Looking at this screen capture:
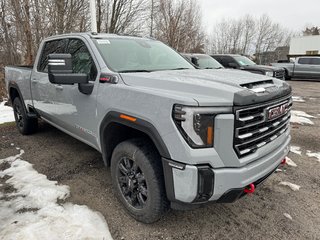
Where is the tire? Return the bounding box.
[12,97,38,135]
[111,138,169,223]
[285,70,291,80]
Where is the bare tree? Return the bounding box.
[208,14,292,63]
[154,0,205,53]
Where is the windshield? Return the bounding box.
[234,56,256,66]
[196,55,224,69]
[93,38,195,72]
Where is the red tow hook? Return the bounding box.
[244,183,255,194]
[281,157,287,165]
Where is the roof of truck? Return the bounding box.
[45,32,156,41]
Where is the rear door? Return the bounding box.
[309,58,320,78]
[294,58,313,78]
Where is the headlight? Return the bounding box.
[265,71,273,77]
[172,105,231,148]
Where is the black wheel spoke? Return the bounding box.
[123,158,132,169]
[119,163,129,175]
[136,173,145,183]
[118,176,127,184]
[137,192,146,206]
[139,186,148,197]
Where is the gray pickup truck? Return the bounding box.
[271,56,320,80]
[5,33,292,223]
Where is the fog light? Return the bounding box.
[193,166,214,202]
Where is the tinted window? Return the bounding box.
[310,58,320,65]
[195,55,224,69]
[298,58,311,64]
[213,56,229,67]
[38,39,67,72]
[67,39,97,81]
[233,56,256,66]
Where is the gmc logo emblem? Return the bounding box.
[268,103,289,120]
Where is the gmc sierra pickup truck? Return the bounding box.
[5,33,292,223]
[271,56,320,80]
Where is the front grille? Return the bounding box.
[274,70,285,79]
[234,96,292,157]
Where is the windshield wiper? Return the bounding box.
[167,67,192,71]
[204,67,223,69]
[118,70,152,73]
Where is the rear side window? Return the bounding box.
[310,58,320,65]
[220,56,234,67]
[66,39,97,81]
[298,58,311,64]
[37,39,67,72]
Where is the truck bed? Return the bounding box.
[5,65,33,107]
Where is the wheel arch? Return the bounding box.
[99,111,171,166]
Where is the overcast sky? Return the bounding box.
[199,0,320,34]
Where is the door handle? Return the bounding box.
[31,79,39,84]
[55,85,63,90]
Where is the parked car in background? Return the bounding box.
[182,53,224,69]
[212,54,285,80]
[271,56,320,80]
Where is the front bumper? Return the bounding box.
[162,134,290,204]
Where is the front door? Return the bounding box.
[32,37,100,149]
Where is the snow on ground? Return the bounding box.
[285,157,297,167]
[290,146,302,155]
[279,181,301,191]
[283,213,293,221]
[292,96,305,102]
[0,101,15,124]
[306,151,320,163]
[0,150,113,240]
[290,110,315,125]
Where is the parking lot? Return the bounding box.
[1,80,320,240]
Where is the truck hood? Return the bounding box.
[120,69,291,106]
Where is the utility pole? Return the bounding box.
[150,0,154,36]
[89,0,97,32]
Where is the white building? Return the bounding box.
[289,35,320,57]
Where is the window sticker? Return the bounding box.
[97,39,111,44]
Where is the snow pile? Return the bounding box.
[283,213,293,220]
[285,157,297,167]
[290,146,302,155]
[292,96,305,102]
[0,101,15,124]
[306,151,320,163]
[0,150,113,240]
[290,110,315,125]
[279,181,301,191]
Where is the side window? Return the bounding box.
[298,58,311,64]
[220,56,232,67]
[66,39,97,81]
[310,58,320,65]
[37,39,67,72]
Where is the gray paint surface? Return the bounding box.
[5,33,291,203]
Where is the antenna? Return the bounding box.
[89,0,97,33]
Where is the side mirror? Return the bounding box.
[48,54,88,85]
[228,63,238,69]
